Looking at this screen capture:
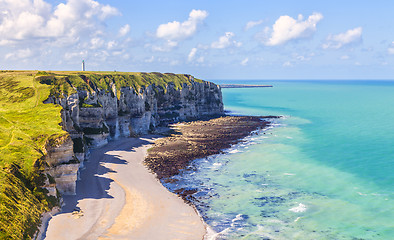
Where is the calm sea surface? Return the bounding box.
[164,80,394,239]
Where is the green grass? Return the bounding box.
[0,72,67,171]
[35,71,203,97]
[0,71,67,239]
[0,70,205,239]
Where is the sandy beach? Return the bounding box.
[43,136,206,240]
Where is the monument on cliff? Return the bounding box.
[82,60,85,71]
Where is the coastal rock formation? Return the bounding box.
[41,73,223,195]
[145,116,277,179]
[42,135,79,195]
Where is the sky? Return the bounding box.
[1,0,394,80]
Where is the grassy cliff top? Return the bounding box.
[0,70,204,172]
[0,70,206,239]
[34,70,204,97]
[0,71,67,173]
[0,71,66,239]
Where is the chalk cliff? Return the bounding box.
[40,72,223,195]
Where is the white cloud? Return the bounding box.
[107,40,117,49]
[156,9,208,41]
[0,40,13,46]
[245,20,263,31]
[0,0,133,70]
[241,58,249,66]
[145,56,155,63]
[5,48,33,60]
[64,50,87,60]
[100,5,119,20]
[111,50,123,56]
[265,13,323,46]
[387,42,394,55]
[188,48,198,61]
[187,47,204,63]
[0,0,120,43]
[119,24,130,36]
[297,55,306,61]
[90,37,105,49]
[283,61,293,67]
[150,40,178,52]
[323,27,362,49]
[196,56,204,63]
[211,32,242,49]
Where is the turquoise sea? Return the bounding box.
[165,80,394,239]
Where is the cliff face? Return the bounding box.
[42,73,223,195]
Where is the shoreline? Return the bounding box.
[145,116,278,181]
[42,115,278,240]
[144,116,278,237]
[43,136,206,240]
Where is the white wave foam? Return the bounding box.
[284,173,295,176]
[232,214,243,223]
[289,203,307,213]
[204,214,245,240]
[229,149,240,154]
[371,193,386,196]
[203,223,219,240]
[266,219,284,224]
[270,123,282,127]
[357,192,367,196]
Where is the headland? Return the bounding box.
[0,70,223,239]
[0,70,276,240]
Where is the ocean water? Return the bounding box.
[164,80,394,240]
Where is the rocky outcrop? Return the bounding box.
[42,136,79,196]
[43,74,223,195]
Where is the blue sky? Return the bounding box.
[1,0,394,80]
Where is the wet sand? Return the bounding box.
[44,136,205,240]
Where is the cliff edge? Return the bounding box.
[39,71,223,196]
[0,70,223,240]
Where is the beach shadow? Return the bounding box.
[60,136,157,214]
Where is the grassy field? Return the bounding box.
[0,71,67,239]
[0,70,202,239]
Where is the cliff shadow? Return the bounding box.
[60,136,157,214]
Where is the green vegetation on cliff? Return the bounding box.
[0,70,204,239]
[35,71,203,98]
[0,71,67,239]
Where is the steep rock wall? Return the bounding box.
[43,74,223,195]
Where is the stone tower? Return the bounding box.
[82,60,85,71]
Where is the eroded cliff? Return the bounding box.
[40,72,223,195]
[0,71,223,239]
